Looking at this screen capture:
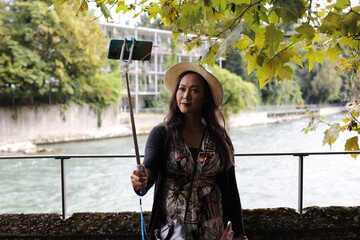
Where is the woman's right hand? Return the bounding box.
[130,164,148,191]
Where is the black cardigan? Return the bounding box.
[137,125,246,239]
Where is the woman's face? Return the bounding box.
[176,73,206,115]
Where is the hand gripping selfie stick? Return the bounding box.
[108,38,153,196]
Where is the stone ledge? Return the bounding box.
[0,207,359,239]
[243,206,360,239]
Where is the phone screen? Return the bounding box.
[107,40,153,61]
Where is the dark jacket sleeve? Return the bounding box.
[143,125,167,191]
[217,166,246,237]
[134,124,166,196]
[135,125,167,240]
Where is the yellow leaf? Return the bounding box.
[342,117,351,123]
[304,47,323,71]
[268,10,279,24]
[325,46,340,62]
[233,38,250,51]
[256,64,272,89]
[323,123,341,147]
[318,9,326,17]
[229,0,250,3]
[147,3,161,19]
[344,136,359,159]
[54,0,68,8]
[172,32,180,41]
[276,65,293,81]
[254,27,266,50]
[115,2,129,13]
[244,52,258,74]
[77,0,88,13]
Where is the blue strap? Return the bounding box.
[140,199,148,240]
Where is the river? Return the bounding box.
[0,114,359,215]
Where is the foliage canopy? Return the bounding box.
[54,0,360,89]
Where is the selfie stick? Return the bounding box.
[120,38,147,196]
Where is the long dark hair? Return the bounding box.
[164,71,234,168]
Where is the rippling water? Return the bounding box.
[0,114,359,215]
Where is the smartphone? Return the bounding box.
[107,39,153,61]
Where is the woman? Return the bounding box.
[131,62,247,240]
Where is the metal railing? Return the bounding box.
[1,151,359,219]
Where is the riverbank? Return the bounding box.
[0,105,346,154]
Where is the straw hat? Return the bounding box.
[164,62,223,106]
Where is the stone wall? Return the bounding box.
[0,105,165,151]
[0,206,359,239]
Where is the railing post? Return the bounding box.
[56,157,68,219]
[298,155,304,214]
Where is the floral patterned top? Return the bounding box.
[163,130,225,240]
[141,125,246,240]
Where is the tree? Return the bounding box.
[261,79,304,105]
[295,60,343,104]
[210,66,260,117]
[55,0,360,89]
[223,50,304,105]
[0,0,122,108]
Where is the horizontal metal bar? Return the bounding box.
[1,151,360,160]
[235,151,360,157]
[0,154,145,160]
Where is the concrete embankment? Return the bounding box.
[0,206,359,239]
[229,105,345,128]
[0,104,346,153]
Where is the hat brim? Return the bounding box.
[164,62,223,106]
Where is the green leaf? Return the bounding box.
[101,3,112,19]
[342,9,360,36]
[332,0,350,11]
[319,12,342,34]
[265,24,284,56]
[276,65,293,81]
[291,23,315,45]
[272,0,306,25]
[288,48,304,68]
[344,136,359,159]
